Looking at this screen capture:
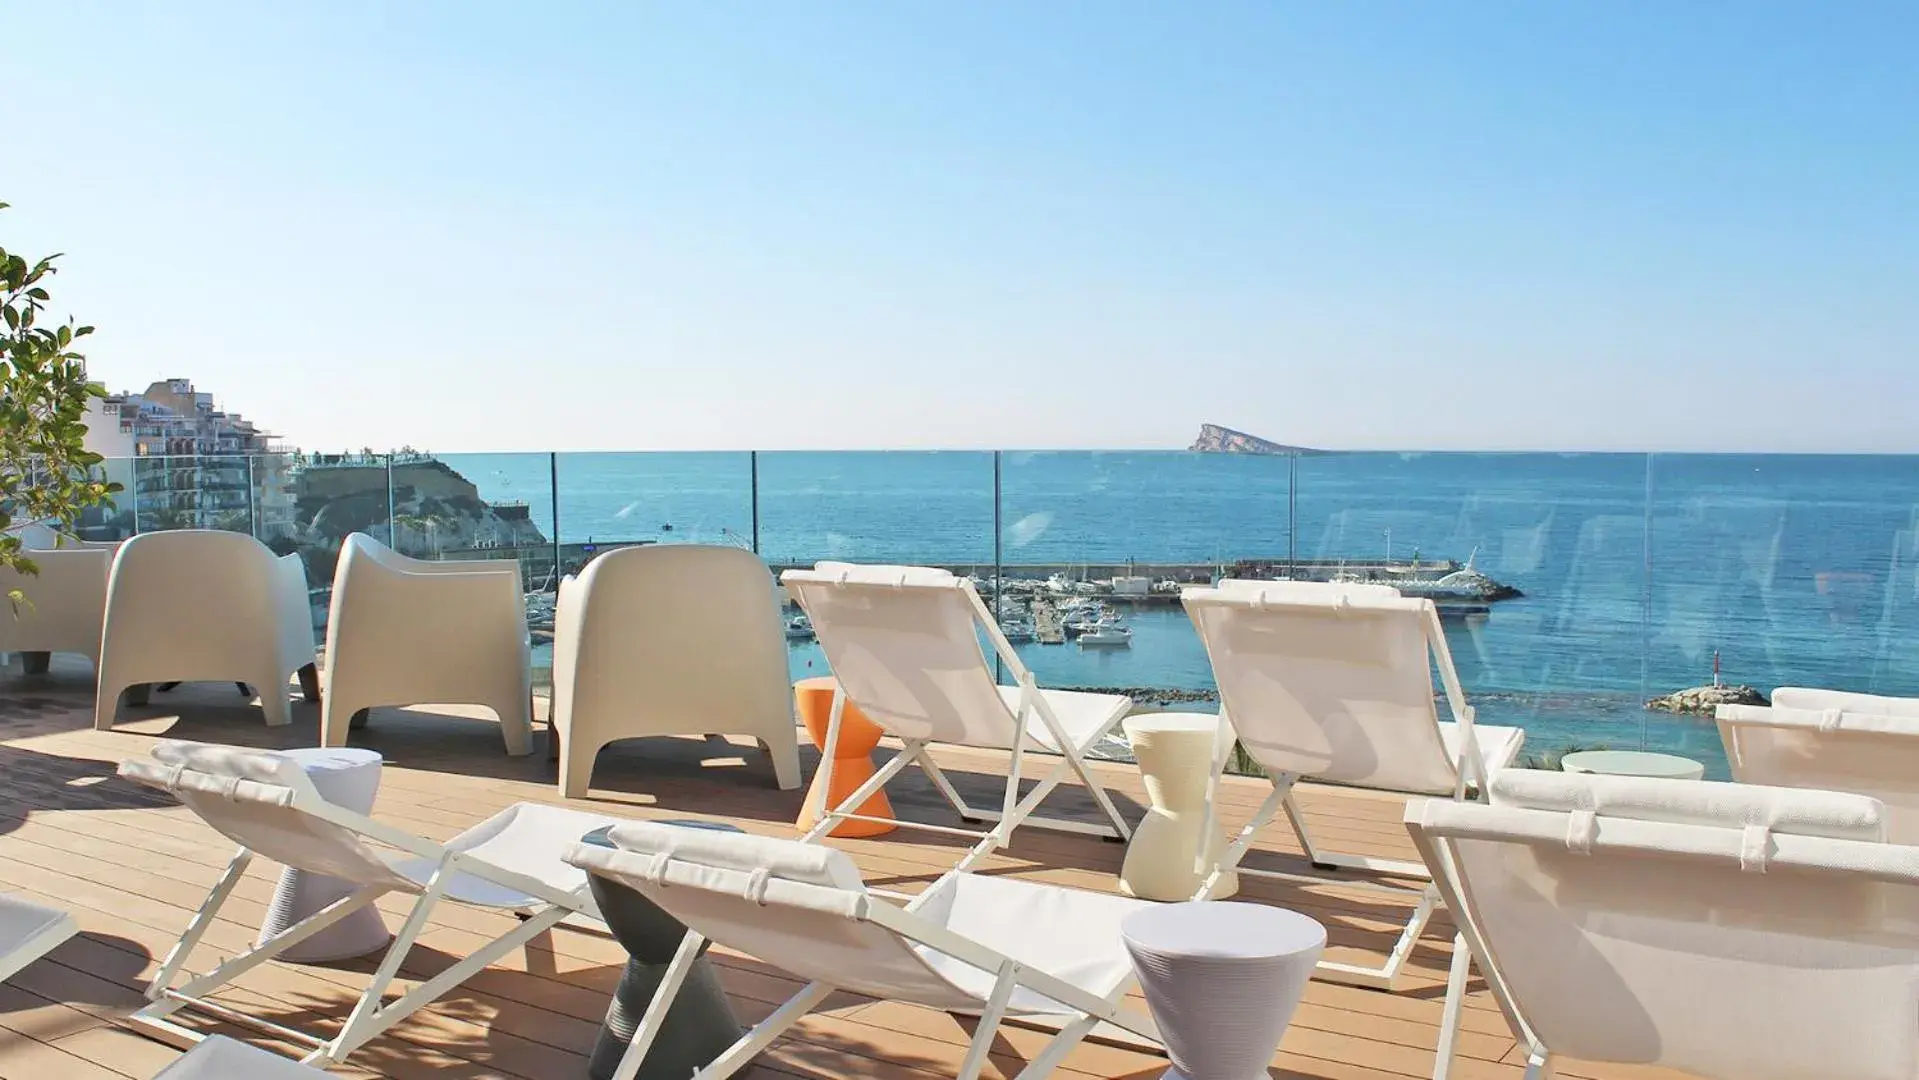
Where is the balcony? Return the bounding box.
[0,661,1676,1080]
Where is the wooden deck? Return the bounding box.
[0,659,1683,1080]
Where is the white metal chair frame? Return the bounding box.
[118,758,595,1068]
[1187,588,1499,990]
[1405,795,1919,1080]
[569,844,1159,1080]
[789,567,1133,875]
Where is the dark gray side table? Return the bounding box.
[579,822,746,1080]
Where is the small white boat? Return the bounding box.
[784,615,815,640]
[1001,619,1036,644]
[1077,619,1132,647]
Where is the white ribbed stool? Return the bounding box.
[255,747,392,962]
[1122,902,1325,1080]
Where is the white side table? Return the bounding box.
[1121,713,1236,901]
[1122,902,1325,1080]
[1560,749,1705,781]
[256,747,393,962]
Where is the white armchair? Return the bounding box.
[96,530,319,729]
[321,533,533,755]
[0,527,115,674]
[550,544,801,798]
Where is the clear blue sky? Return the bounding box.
[5,2,1915,452]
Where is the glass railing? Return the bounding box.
[72,449,1919,777]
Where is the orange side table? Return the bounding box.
[793,676,897,837]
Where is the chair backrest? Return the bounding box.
[552,544,790,731]
[1407,771,1919,1080]
[1183,579,1466,794]
[781,563,1027,749]
[0,545,113,654]
[563,821,982,1011]
[118,741,419,891]
[1718,703,1919,844]
[104,530,312,670]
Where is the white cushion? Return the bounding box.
[1489,769,1885,841]
[604,819,867,890]
[807,562,958,587]
[151,741,325,803]
[1772,687,1919,718]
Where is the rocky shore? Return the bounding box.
[1646,684,1768,715]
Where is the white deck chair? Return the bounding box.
[117,740,617,1067]
[781,563,1133,874]
[1718,701,1919,843]
[1181,580,1525,989]
[563,821,1160,1080]
[0,893,78,983]
[1408,769,1919,1080]
[155,1035,330,1078]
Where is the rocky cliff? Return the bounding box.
[1189,424,1316,454]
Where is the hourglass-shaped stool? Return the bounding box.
[793,676,896,837]
[1119,713,1237,900]
[1123,901,1325,1080]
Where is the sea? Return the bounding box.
[432,450,1919,779]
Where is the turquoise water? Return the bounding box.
[434,450,1919,776]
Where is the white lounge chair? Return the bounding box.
[321,532,534,755]
[781,562,1133,873]
[0,527,113,674]
[0,892,78,983]
[1772,685,1919,714]
[1718,700,1919,842]
[155,1035,330,1078]
[96,531,318,730]
[1180,579,1524,989]
[549,544,801,798]
[1407,770,1919,1080]
[563,821,1160,1080]
[118,740,617,1067]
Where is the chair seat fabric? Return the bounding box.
[390,802,620,913]
[154,1035,329,1078]
[911,872,1152,1014]
[1438,722,1526,778]
[998,686,1130,754]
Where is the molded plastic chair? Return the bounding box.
[0,527,114,674]
[321,532,533,755]
[781,562,1133,874]
[1180,579,1525,989]
[564,821,1160,1080]
[1408,769,1918,1080]
[550,545,801,798]
[1718,700,1919,843]
[119,740,618,1068]
[95,531,318,730]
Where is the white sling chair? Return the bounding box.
[1181,580,1525,989]
[118,741,617,1067]
[781,563,1133,874]
[0,893,78,983]
[563,821,1160,1080]
[1408,770,1919,1080]
[1719,701,1919,843]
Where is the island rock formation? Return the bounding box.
[1190,424,1316,455]
[1645,684,1768,716]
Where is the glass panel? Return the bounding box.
[548,451,757,685]
[1648,454,1919,775]
[267,451,393,641]
[757,451,997,682]
[1293,451,1655,769]
[114,454,258,534]
[997,451,1292,735]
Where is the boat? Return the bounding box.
[1077,618,1132,647]
[784,615,815,640]
[1000,617,1036,644]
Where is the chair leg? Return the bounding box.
[125,683,151,707]
[1432,932,1472,1080]
[1522,1047,1555,1080]
[561,736,606,799]
[297,663,321,703]
[20,652,50,675]
[957,963,1020,1080]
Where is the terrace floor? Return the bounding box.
[0,659,1684,1080]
